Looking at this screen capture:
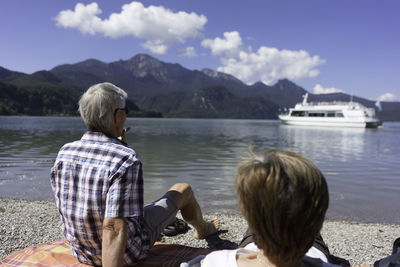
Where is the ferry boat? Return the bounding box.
[278,93,382,128]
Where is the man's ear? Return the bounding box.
[111,110,120,131]
[113,110,119,124]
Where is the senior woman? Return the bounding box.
[182,150,347,267]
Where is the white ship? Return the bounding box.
[278,93,382,128]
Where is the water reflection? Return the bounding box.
[0,116,399,223]
[276,124,400,223]
[279,125,368,162]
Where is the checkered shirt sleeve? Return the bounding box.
[105,156,144,218]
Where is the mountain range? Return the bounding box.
[0,54,399,121]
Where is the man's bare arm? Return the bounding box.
[102,217,127,267]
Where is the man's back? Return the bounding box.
[51,131,149,266]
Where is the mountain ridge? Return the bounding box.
[0,54,399,121]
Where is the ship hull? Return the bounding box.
[278,115,381,128]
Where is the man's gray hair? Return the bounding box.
[78,82,127,134]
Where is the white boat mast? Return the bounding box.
[302,93,309,105]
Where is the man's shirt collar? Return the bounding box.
[81,131,128,147]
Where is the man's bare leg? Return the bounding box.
[165,183,220,239]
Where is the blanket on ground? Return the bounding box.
[0,239,213,267]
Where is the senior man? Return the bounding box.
[51,82,219,267]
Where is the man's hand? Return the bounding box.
[102,217,127,267]
[118,127,131,143]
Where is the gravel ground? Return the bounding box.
[1,198,399,266]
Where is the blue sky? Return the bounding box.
[1,0,399,101]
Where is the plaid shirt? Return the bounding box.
[51,131,150,266]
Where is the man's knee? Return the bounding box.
[169,183,192,195]
[167,183,193,209]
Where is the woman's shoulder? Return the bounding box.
[201,249,239,267]
[203,244,259,267]
[180,242,259,267]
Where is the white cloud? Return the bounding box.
[142,40,168,55]
[202,31,325,85]
[378,93,398,102]
[177,46,197,58]
[55,2,207,55]
[201,31,242,57]
[313,84,345,94]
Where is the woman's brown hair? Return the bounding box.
[236,150,329,266]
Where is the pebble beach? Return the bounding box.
[0,198,399,266]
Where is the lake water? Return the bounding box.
[0,116,399,224]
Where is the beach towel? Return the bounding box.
[0,239,213,267]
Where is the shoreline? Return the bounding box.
[1,198,399,266]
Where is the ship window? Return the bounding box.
[308,112,325,117]
[291,111,305,117]
[327,112,335,117]
[336,112,344,117]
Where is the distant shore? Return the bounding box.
[1,198,399,266]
